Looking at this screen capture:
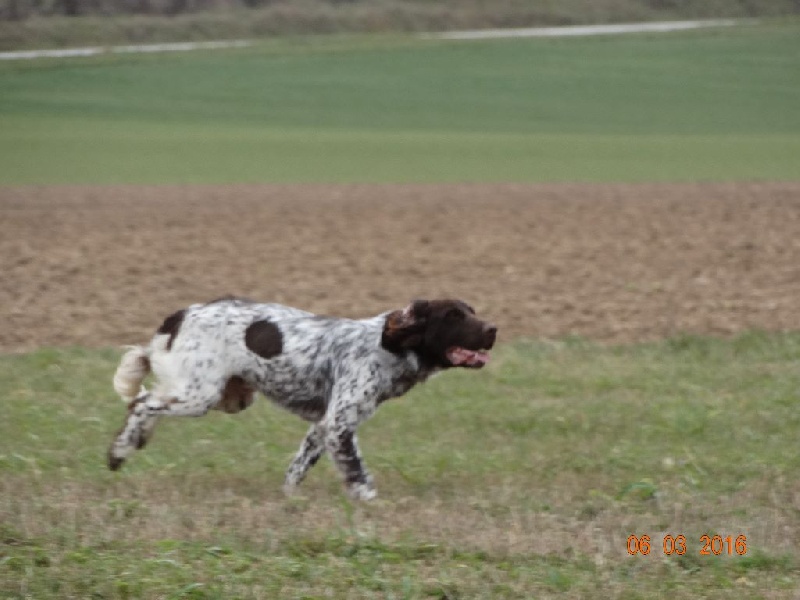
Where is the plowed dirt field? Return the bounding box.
[2,182,799,352]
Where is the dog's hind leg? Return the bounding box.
[108,391,158,470]
[107,375,227,471]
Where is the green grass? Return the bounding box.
[1,22,799,184]
[1,333,799,598]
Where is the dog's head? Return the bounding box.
[381,299,497,369]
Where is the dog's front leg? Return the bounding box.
[321,382,378,500]
[325,427,376,501]
[283,423,325,496]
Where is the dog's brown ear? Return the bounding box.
[400,299,431,323]
[381,300,430,352]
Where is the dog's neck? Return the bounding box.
[376,346,441,404]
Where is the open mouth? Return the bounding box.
[446,346,491,368]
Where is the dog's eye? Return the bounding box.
[446,309,465,321]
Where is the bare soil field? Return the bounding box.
[1,182,799,353]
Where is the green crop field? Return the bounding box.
[0,21,799,185]
[1,334,799,598]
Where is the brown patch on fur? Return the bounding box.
[214,376,256,414]
[245,319,283,359]
[156,309,186,350]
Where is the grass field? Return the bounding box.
[1,334,799,598]
[1,21,799,184]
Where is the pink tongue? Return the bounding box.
[447,347,490,366]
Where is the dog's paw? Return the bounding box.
[282,481,299,497]
[346,481,377,502]
[107,452,125,471]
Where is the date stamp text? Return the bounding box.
[627,534,747,556]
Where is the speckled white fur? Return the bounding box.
[108,298,438,500]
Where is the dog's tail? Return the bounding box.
[113,345,150,402]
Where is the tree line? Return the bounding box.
[1,0,358,20]
[2,0,797,23]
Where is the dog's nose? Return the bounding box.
[484,325,498,347]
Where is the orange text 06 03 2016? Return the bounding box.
[626,534,747,556]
